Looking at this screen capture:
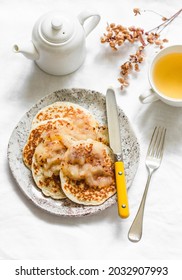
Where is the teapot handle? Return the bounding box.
[78,10,101,37]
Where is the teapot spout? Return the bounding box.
[13,41,39,60]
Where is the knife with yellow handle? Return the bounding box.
[106,87,129,218]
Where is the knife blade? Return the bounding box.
[106,87,129,218]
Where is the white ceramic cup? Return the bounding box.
[139,45,182,107]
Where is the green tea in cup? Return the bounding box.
[139,45,182,107]
[152,52,182,99]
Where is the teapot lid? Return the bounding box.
[39,14,75,44]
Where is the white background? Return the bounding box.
[0,0,182,260]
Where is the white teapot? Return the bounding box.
[13,10,100,75]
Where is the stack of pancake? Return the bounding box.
[23,102,116,205]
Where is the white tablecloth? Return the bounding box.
[0,0,182,260]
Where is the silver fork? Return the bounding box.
[128,126,167,242]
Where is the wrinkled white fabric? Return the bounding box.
[0,0,182,260]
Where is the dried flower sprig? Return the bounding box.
[101,8,182,90]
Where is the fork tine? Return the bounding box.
[147,126,158,156]
[147,126,166,159]
[152,127,164,157]
[156,127,166,159]
[151,127,161,157]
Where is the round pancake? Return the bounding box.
[32,102,98,128]
[32,101,109,145]
[31,135,67,199]
[60,139,116,205]
[23,117,98,169]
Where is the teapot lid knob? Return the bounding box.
[51,17,63,30]
[40,13,75,44]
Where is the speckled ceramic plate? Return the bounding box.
[7,88,140,217]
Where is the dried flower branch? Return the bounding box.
[133,8,141,16]
[141,9,168,20]
[100,8,182,90]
